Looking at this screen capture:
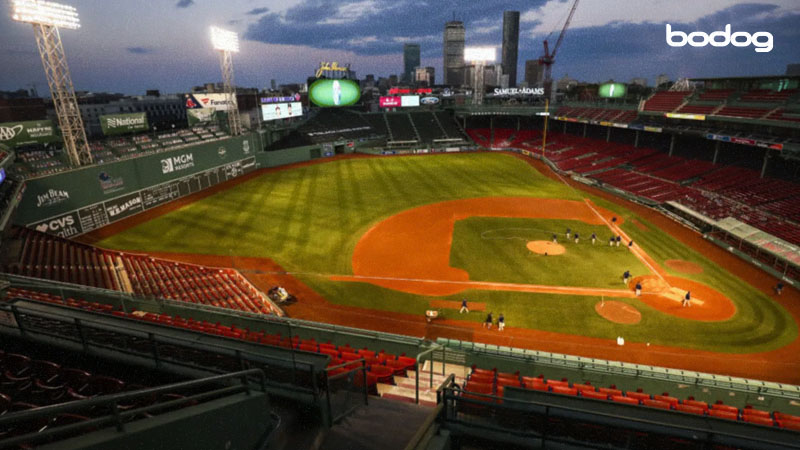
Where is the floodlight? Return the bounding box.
[210,26,239,52]
[11,0,80,29]
[464,47,496,63]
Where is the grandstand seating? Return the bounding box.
[384,113,418,142]
[697,89,735,102]
[408,112,447,143]
[715,106,770,119]
[674,104,718,115]
[1,227,278,315]
[642,91,690,112]
[456,365,800,432]
[766,108,800,123]
[739,89,797,103]
[433,111,467,140]
[555,106,639,124]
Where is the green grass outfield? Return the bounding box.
[97,152,797,353]
[450,217,650,287]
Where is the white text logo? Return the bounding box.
[666,24,772,53]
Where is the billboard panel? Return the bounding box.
[184,93,235,111]
[598,83,627,98]
[665,112,706,121]
[379,96,401,108]
[261,102,303,122]
[100,113,148,136]
[0,120,59,147]
[309,79,360,107]
[401,96,420,107]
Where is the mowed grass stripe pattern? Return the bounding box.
[98,153,797,353]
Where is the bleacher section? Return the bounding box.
[642,91,690,112]
[409,112,446,143]
[1,227,278,315]
[556,106,639,124]
[384,113,418,142]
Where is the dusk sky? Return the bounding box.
[1,0,799,95]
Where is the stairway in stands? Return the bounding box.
[377,360,468,406]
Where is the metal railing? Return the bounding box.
[323,358,369,427]
[0,369,268,449]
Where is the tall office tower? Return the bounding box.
[443,21,465,86]
[502,11,520,88]
[524,59,544,86]
[403,43,421,84]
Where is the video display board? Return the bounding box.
[260,102,303,121]
[598,83,627,98]
[309,79,360,107]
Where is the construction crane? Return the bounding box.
[539,0,579,100]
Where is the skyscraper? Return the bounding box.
[415,67,435,86]
[443,21,465,86]
[524,59,544,86]
[502,11,520,88]
[403,43,421,84]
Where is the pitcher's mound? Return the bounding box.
[595,300,641,324]
[527,240,565,255]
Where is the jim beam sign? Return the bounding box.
[36,188,70,208]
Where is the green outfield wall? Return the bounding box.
[14,133,325,238]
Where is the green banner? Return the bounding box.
[100,112,148,136]
[0,120,60,147]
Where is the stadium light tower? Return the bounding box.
[12,0,92,166]
[464,47,496,106]
[210,26,242,136]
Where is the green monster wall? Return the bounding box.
[16,134,275,238]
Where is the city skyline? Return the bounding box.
[0,0,799,94]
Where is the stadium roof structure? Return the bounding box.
[716,217,800,268]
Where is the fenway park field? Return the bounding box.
[82,152,800,384]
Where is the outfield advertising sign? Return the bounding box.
[261,102,303,121]
[0,120,59,147]
[100,113,148,136]
[185,93,236,111]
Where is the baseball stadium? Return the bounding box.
[1,1,800,449]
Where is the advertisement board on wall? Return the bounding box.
[379,96,401,108]
[184,93,236,111]
[261,102,303,121]
[100,113,149,136]
[309,79,360,107]
[401,96,420,107]
[260,94,301,104]
[0,120,59,147]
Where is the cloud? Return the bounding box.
[521,0,800,36]
[247,7,270,15]
[175,0,194,8]
[126,47,155,54]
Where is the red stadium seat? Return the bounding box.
[709,409,738,421]
[625,391,650,402]
[580,390,609,401]
[611,395,639,405]
[643,399,671,410]
[675,404,705,415]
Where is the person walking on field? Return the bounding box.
[616,236,621,247]
[591,232,596,245]
[484,312,493,329]
[566,228,571,239]
[574,232,579,244]
[609,236,614,247]
[552,233,558,243]
[498,313,505,331]
[775,282,784,295]
[622,270,630,285]
[635,282,642,296]
[460,298,469,314]
[682,291,691,307]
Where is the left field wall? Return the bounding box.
[14,133,322,238]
